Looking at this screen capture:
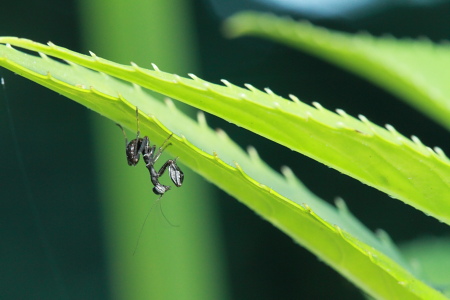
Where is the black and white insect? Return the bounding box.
[116,107,184,196]
[117,108,184,254]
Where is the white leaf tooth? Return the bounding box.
[164,97,176,110]
[130,61,138,68]
[385,124,405,142]
[301,203,312,211]
[411,135,426,149]
[375,229,396,248]
[151,63,160,71]
[47,41,56,47]
[221,79,232,87]
[280,165,294,178]
[65,60,78,67]
[38,52,48,59]
[247,145,260,161]
[89,50,99,60]
[385,124,397,134]
[433,146,449,160]
[215,128,229,140]
[234,161,243,171]
[433,146,443,155]
[264,87,275,96]
[6,43,12,48]
[426,146,436,155]
[358,114,377,133]
[336,108,348,118]
[358,114,369,123]
[188,73,199,81]
[334,197,348,211]
[244,83,257,92]
[197,110,207,127]
[1,77,4,85]
[312,101,324,110]
[288,94,301,104]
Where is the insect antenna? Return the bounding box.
[133,196,159,256]
[133,194,179,256]
[158,196,180,228]
[116,123,128,147]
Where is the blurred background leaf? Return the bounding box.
[77,0,227,299]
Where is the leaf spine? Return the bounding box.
[151,63,160,71]
[247,145,260,161]
[88,51,99,60]
[197,111,207,127]
[220,79,232,87]
[312,101,324,110]
[288,94,301,104]
[244,83,257,92]
[264,87,275,95]
[188,73,199,81]
[336,108,348,118]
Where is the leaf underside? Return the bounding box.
[1,38,449,228]
[0,39,447,299]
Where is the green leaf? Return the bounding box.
[401,237,450,297]
[223,11,450,131]
[0,39,447,299]
[1,37,449,227]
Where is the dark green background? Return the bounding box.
[1,1,449,299]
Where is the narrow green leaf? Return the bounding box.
[1,38,449,227]
[0,39,447,299]
[224,11,450,130]
[401,237,450,297]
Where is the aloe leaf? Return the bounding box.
[1,37,449,227]
[0,40,448,299]
[223,11,450,131]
